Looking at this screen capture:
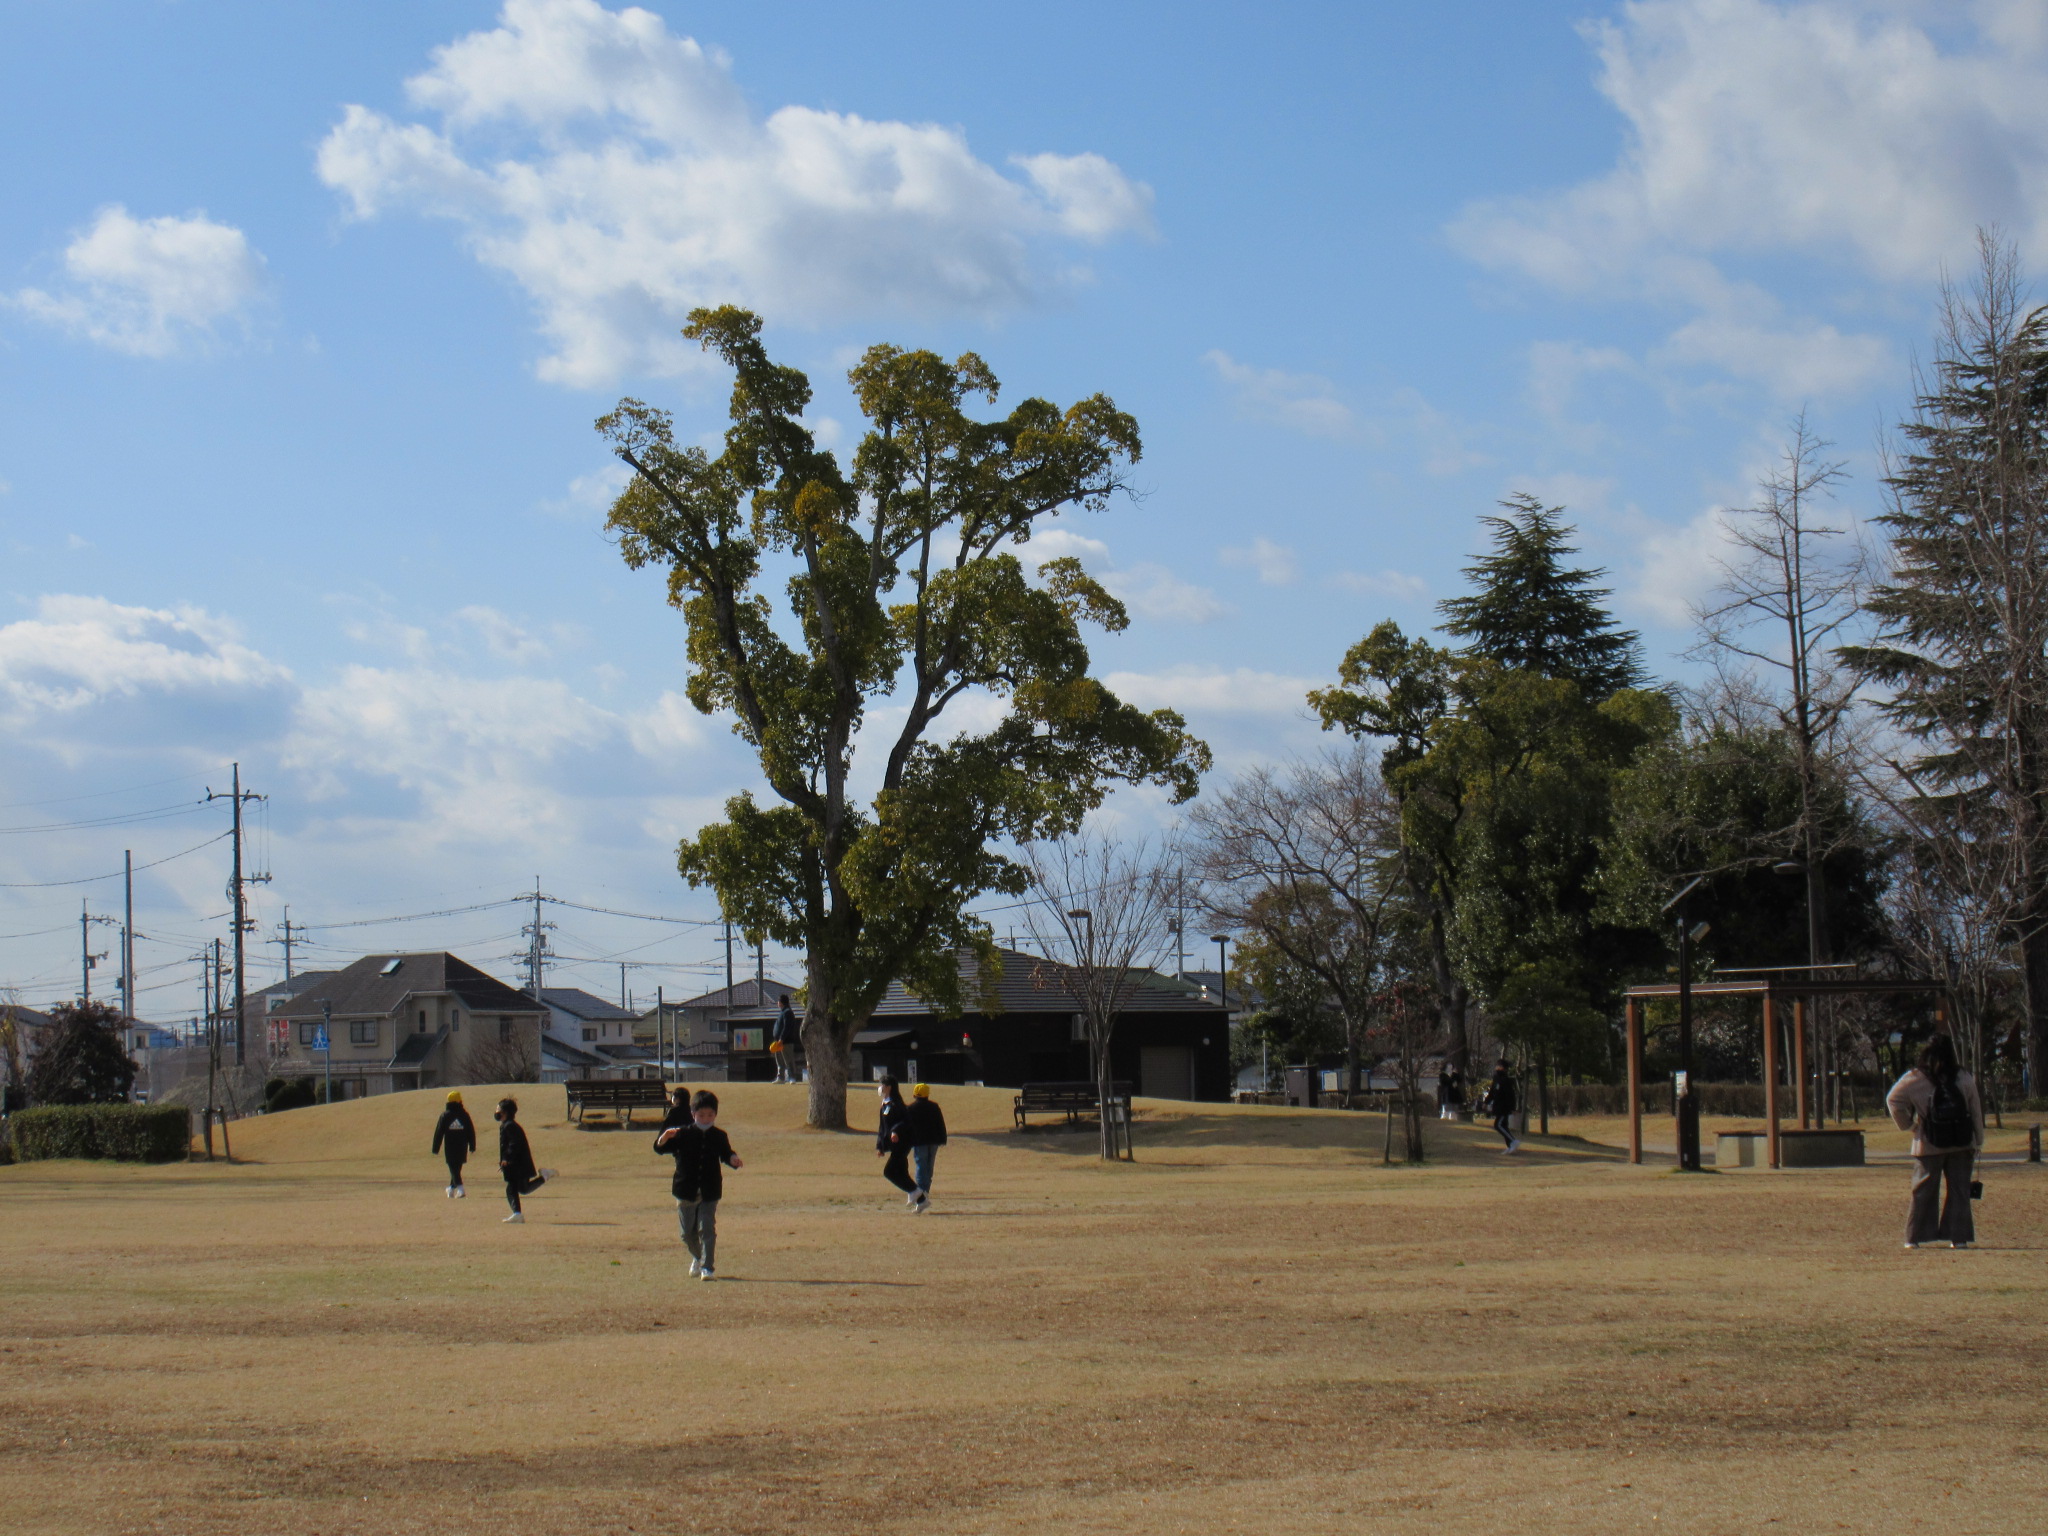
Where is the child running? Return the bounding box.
[655,1089,742,1280]
[431,1089,476,1198]
[494,1097,558,1224]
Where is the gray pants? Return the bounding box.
[677,1198,719,1268]
[1909,1150,1975,1245]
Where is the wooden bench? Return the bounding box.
[1013,1080,1133,1129]
[565,1078,671,1126]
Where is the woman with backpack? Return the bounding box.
[1886,1033,1984,1250]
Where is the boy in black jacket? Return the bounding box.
[495,1098,558,1224]
[431,1089,477,1198]
[656,1089,743,1280]
[899,1082,948,1214]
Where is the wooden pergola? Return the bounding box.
[1620,976,1952,1168]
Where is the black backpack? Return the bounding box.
[1925,1074,1974,1150]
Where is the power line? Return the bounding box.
[0,771,206,812]
[298,899,520,931]
[0,831,231,889]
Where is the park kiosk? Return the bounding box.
[1620,974,1954,1169]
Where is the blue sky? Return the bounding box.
[3,0,2045,1012]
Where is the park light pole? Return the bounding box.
[1663,877,1709,1173]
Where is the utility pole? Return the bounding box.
[122,850,135,1020]
[207,764,267,1067]
[79,901,112,1002]
[756,936,765,996]
[271,907,302,981]
[521,879,553,1001]
[723,919,735,1045]
[656,984,666,1081]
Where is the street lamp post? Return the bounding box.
[1663,877,1709,1173]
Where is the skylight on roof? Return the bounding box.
[380,958,403,975]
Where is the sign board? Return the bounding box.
[731,1027,765,1052]
[312,1025,329,1052]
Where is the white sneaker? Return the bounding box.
[539,1168,559,1182]
[503,1212,525,1224]
[1903,1241,1920,1249]
[445,1185,455,1198]
[1952,1241,1973,1250]
[905,1190,920,1208]
[699,1267,716,1282]
[455,1186,465,1199]
[687,1256,701,1276]
[913,1193,931,1214]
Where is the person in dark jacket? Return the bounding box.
[1481,1059,1519,1153]
[875,1076,917,1205]
[1436,1066,1464,1121]
[897,1082,948,1213]
[494,1098,557,1224]
[431,1089,477,1198]
[772,994,801,1083]
[655,1089,743,1279]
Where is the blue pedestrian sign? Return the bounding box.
[312,1025,329,1052]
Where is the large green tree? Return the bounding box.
[1314,500,1668,1075]
[25,1000,136,1106]
[601,309,1208,1128]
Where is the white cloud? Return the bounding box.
[541,462,631,522]
[1623,503,1740,627]
[1204,350,1355,438]
[1104,666,1319,717]
[317,0,1154,386]
[457,604,549,662]
[0,596,291,724]
[1219,537,1299,587]
[8,206,267,357]
[1451,0,2048,396]
[1101,563,1231,625]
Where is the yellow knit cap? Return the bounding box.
[446,1090,463,1104]
[912,1082,929,1098]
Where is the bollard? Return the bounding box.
[2030,1124,2041,1164]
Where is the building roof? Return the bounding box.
[540,987,641,1022]
[264,953,544,1022]
[389,1028,445,1067]
[541,1036,607,1070]
[661,976,798,1013]
[720,949,1226,1027]
[253,972,340,1010]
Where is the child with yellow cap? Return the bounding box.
[431,1089,477,1198]
[898,1082,948,1214]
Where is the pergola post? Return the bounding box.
[1762,991,1781,1170]
[1625,997,1643,1165]
[1793,997,1808,1129]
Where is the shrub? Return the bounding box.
[10,1103,190,1163]
[264,1077,317,1113]
[25,1001,136,1105]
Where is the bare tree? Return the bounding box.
[1021,834,1176,1160]
[1190,747,1405,1094]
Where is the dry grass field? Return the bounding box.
[3,1084,2045,1536]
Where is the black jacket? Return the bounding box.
[772,1001,800,1046]
[875,1095,909,1153]
[898,1097,948,1147]
[498,1118,536,1183]
[658,1121,738,1203]
[432,1107,477,1162]
[1484,1071,1517,1116]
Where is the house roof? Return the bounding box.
[253,972,340,1009]
[541,987,640,1022]
[541,1036,608,1070]
[389,1028,445,1067]
[662,976,798,1013]
[2,1004,54,1032]
[264,953,543,1022]
[720,949,1226,1027]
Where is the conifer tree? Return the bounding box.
[1438,493,1644,697]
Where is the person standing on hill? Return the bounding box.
[1887,1034,1984,1250]
[1481,1058,1519,1153]
[431,1090,477,1198]
[772,994,801,1083]
[875,1076,917,1204]
[898,1082,948,1214]
[656,1089,743,1280]
[495,1098,558,1225]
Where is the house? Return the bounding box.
[638,977,797,1079]
[716,948,1230,1099]
[540,988,656,1078]
[257,952,549,1098]
[1,1003,55,1106]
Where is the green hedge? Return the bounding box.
[8,1103,191,1163]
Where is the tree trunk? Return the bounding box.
[2023,920,2048,1100]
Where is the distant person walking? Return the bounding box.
[1887,1034,1984,1250]
[899,1082,948,1214]
[431,1089,477,1198]
[875,1076,917,1204]
[656,1089,742,1280]
[1437,1065,1463,1121]
[772,994,801,1083]
[1482,1059,1519,1153]
[494,1097,557,1224]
